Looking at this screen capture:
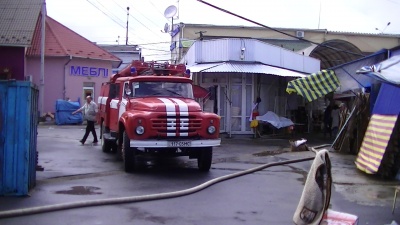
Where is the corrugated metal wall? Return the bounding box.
[0,81,38,196]
[189,38,319,73]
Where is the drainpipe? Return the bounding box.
[63,55,72,100]
[39,1,46,114]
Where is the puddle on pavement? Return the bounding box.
[55,186,102,195]
[253,147,290,156]
[334,184,395,206]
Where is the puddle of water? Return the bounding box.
[55,186,102,195]
[253,148,290,156]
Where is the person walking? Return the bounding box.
[72,96,98,144]
[331,104,340,138]
[323,104,332,138]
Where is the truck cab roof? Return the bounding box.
[115,76,193,83]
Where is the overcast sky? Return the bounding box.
[46,0,400,61]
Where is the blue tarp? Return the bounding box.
[55,100,83,125]
[372,83,400,115]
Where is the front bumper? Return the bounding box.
[130,139,221,148]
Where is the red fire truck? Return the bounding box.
[97,61,221,172]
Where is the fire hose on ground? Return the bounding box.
[0,147,327,219]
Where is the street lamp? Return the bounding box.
[375,22,391,34]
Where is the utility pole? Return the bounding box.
[126,7,129,45]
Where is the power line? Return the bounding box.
[107,0,166,40]
[196,0,365,57]
[85,0,125,29]
[147,0,170,23]
[140,47,171,52]
[86,0,144,43]
[144,52,177,57]
[111,0,163,30]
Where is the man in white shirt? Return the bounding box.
[72,96,98,145]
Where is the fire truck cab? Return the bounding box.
[97,61,221,172]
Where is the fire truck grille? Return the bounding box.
[151,116,202,137]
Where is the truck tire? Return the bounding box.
[197,147,213,172]
[101,123,112,153]
[123,131,136,172]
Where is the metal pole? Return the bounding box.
[126,7,129,45]
[330,105,356,149]
[39,0,46,115]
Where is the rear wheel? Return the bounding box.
[197,147,213,172]
[123,131,136,172]
[101,123,112,153]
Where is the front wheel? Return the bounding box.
[123,131,137,172]
[101,123,112,153]
[197,147,213,172]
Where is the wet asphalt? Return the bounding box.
[0,124,399,224]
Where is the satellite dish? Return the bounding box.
[163,23,170,33]
[164,5,177,19]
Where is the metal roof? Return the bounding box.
[188,62,306,77]
[0,0,42,47]
[26,15,122,67]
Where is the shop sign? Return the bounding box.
[170,25,180,37]
[170,42,176,51]
[70,66,109,77]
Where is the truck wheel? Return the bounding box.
[123,131,136,172]
[101,123,112,153]
[197,147,213,172]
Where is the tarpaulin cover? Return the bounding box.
[333,50,387,92]
[372,83,400,115]
[357,55,400,85]
[55,100,83,125]
[286,70,340,102]
[286,50,387,103]
[355,114,398,174]
[256,111,294,129]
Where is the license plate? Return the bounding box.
[168,141,191,147]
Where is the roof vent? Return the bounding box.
[296,31,304,38]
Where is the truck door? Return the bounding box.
[119,81,131,119]
[109,83,120,131]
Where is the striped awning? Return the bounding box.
[286,70,340,102]
[355,114,398,174]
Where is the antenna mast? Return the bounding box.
[126,6,130,45]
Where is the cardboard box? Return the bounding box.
[321,209,359,225]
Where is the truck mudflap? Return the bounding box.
[130,139,221,148]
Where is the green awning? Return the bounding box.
[181,40,194,48]
[286,70,340,102]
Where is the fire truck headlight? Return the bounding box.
[207,125,216,134]
[135,126,145,135]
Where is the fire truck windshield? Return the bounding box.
[132,81,194,99]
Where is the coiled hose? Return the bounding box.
[0,156,315,219]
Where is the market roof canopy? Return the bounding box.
[188,62,306,77]
[286,70,340,102]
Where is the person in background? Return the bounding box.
[331,104,340,138]
[323,104,332,138]
[72,96,98,145]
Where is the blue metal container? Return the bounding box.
[0,81,38,196]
